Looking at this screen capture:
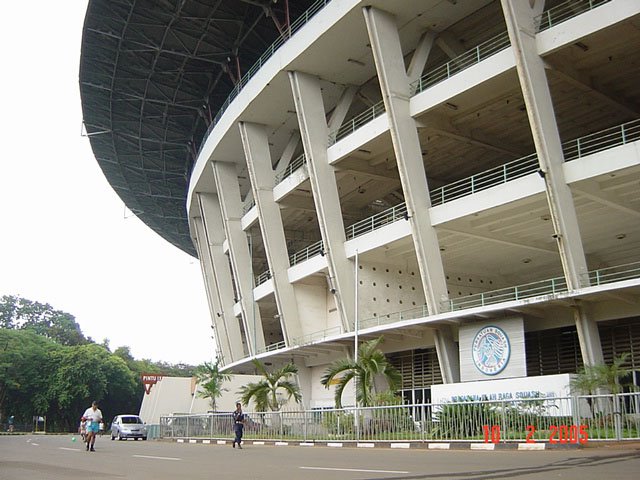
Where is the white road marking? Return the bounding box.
[30,443,39,446]
[300,466,410,474]
[59,447,81,452]
[133,455,181,461]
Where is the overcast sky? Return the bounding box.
[0,1,215,365]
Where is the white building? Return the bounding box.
[81,0,640,409]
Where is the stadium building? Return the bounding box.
[80,0,640,408]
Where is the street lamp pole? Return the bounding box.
[354,249,359,439]
[354,249,359,367]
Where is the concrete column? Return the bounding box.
[407,30,436,84]
[192,215,229,362]
[501,0,589,289]
[363,6,449,316]
[434,326,460,384]
[293,360,313,410]
[288,70,355,332]
[363,6,457,383]
[327,85,358,138]
[197,193,246,362]
[211,161,265,355]
[239,121,303,345]
[572,300,604,367]
[274,132,300,180]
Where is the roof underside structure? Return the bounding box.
[79,0,316,257]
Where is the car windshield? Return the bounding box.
[121,416,143,424]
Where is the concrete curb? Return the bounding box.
[169,438,583,451]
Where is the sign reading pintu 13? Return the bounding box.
[459,317,526,382]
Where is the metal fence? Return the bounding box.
[159,392,640,444]
[536,0,612,32]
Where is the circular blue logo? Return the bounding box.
[472,326,510,375]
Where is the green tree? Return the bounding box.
[321,336,401,408]
[0,295,88,346]
[238,359,302,411]
[47,343,138,431]
[0,329,57,426]
[195,357,231,411]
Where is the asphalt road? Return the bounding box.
[1,435,639,480]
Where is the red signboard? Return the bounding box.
[141,373,164,395]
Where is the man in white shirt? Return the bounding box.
[82,401,103,452]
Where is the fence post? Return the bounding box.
[186,415,190,439]
[614,394,622,441]
[500,400,506,443]
[280,412,284,440]
[303,411,308,442]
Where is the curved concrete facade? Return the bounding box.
[187,0,640,408]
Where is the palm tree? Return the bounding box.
[321,336,401,408]
[570,353,632,395]
[238,359,302,412]
[194,357,231,411]
[570,353,632,418]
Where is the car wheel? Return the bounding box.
[142,437,147,441]
[111,434,115,441]
[118,432,123,441]
[134,438,139,441]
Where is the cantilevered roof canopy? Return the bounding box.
[79,0,315,256]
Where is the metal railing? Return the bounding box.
[160,392,640,443]
[289,239,324,266]
[328,100,386,146]
[563,118,640,161]
[428,118,640,206]
[257,340,287,355]
[445,276,570,312]
[412,31,511,96]
[242,198,256,215]
[430,152,539,206]
[255,270,271,286]
[345,203,408,240]
[292,325,343,347]
[359,305,429,330]
[590,261,640,286]
[275,153,307,184]
[444,261,640,312]
[536,0,612,32]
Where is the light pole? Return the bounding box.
[354,249,359,367]
[354,249,359,439]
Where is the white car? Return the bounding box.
[110,415,147,441]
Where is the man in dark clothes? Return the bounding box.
[232,402,245,449]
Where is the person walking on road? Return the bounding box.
[232,402,245,449]
[82,401,103,452]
